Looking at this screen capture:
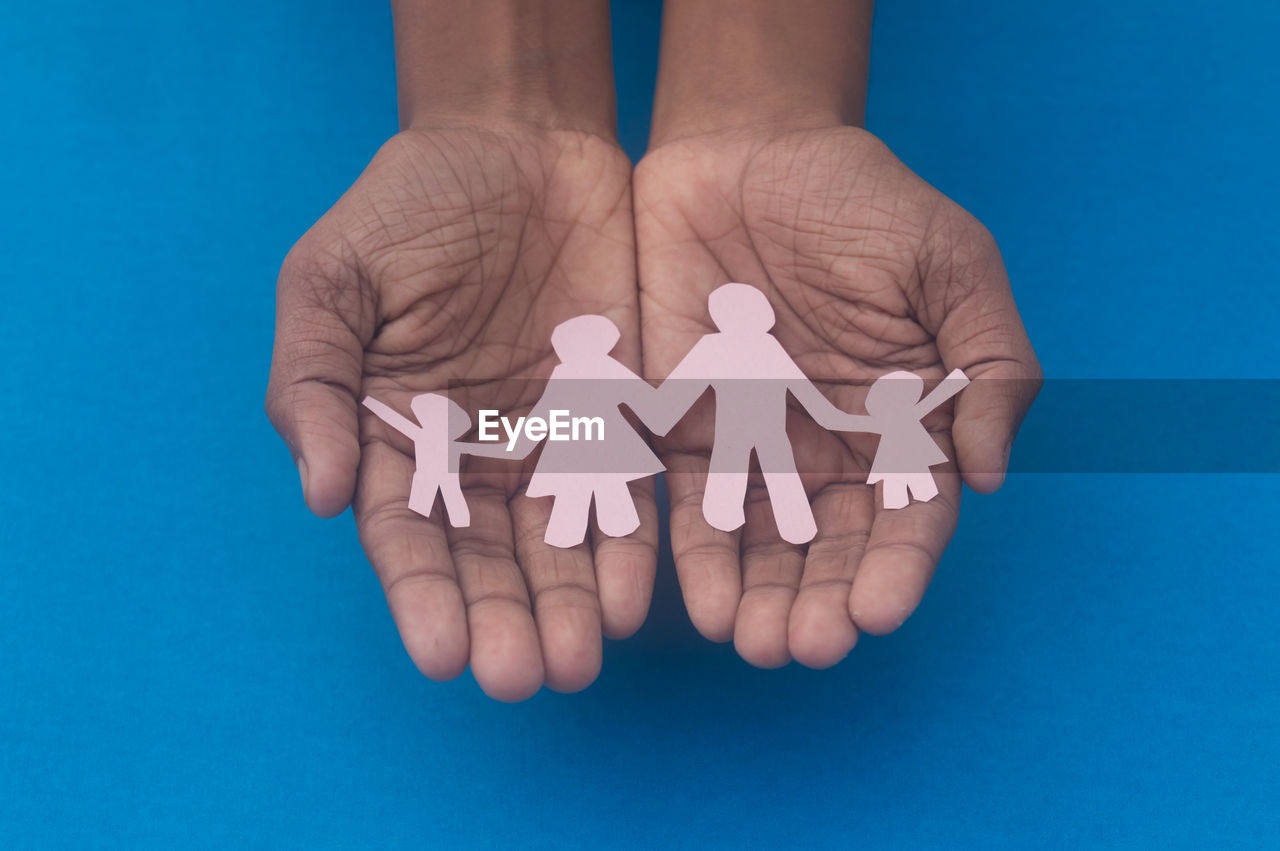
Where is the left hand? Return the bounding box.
[635,125,1041,668]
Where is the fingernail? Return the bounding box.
[296,456,309,497]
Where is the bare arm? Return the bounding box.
[392,0,617,135]
[649,0,872,145]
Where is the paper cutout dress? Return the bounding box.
[859,369,969,509]
[510,314,669,548]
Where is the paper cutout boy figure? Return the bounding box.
[837,369,970,509]
[649,283,870,545]
[505,314,671,548]
[361,393,511,527]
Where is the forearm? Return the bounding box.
[649,0,873,146]
[392,0,617,137]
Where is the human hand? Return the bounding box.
[266,0,660,701]
[267,125,655,701]
[635,125,1040,668]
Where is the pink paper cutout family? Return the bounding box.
[363,283,969,549]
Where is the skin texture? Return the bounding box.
[266,127,657,701]
[634,126,1041,669]
[267,0,1040,698]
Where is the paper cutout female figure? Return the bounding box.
[839,369,970,509]
[508,314,670,548]
[649,283,867,545]
[361,393,512,527]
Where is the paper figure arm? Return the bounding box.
[788,380,876,434]
[647,346,714,435]
[362,396,421,440]
[615,375,683,436]
[647,377,709,435]
[459,438,538,461]
[914,368,970,417]
[499,398,554,460]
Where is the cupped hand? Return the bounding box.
[634,126,1041,669]
[266,126,656,700]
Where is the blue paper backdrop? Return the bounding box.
[1,1,1277,847]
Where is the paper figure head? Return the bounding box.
[410,393,471,438]
[550,314,621,360]
[708,283,775,334]
[866,370,924,415]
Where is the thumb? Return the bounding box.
[927,217,1042,493]
[265,239,371,517]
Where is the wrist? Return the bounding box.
[648,0,872,148]
[393,0,617,139]
[648,104,851,149]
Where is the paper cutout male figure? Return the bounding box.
[361,393,511,527]
[650,283,867,544]
[505,314,671,548]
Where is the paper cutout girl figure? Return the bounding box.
[507,314,671,548]
[649,283,869,545]
[840,369,970,509]
[361,393,512,527]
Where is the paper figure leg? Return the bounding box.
[880,476,909,510]
[593,478,640,538]
[439,478,470,527]
[756,444,817,544]
[905,473,939,504]
[544,487,593,548]
[703,445,750,532]
[408,472,439,518]
[703,473,749,532]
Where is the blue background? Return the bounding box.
[2,0,1277,846]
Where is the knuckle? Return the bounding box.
[279,241,354,302]
[928,202,1005,292]
[359,504,449,572]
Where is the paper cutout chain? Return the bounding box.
[363,283,968,547]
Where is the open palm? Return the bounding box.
[635,127,1040,669]
[266,128,655,700]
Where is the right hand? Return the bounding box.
[265,126,656,701]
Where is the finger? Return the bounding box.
[848,468,961,635]
[447,490,544,702]
[354,434,468,681]
[734,486,806,669]
[265,241,372,517]
[591,477,660,640]
[511,494,603,694]
[788,483,874,668]
[927,218,1042,493]
[664,451,742,642]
